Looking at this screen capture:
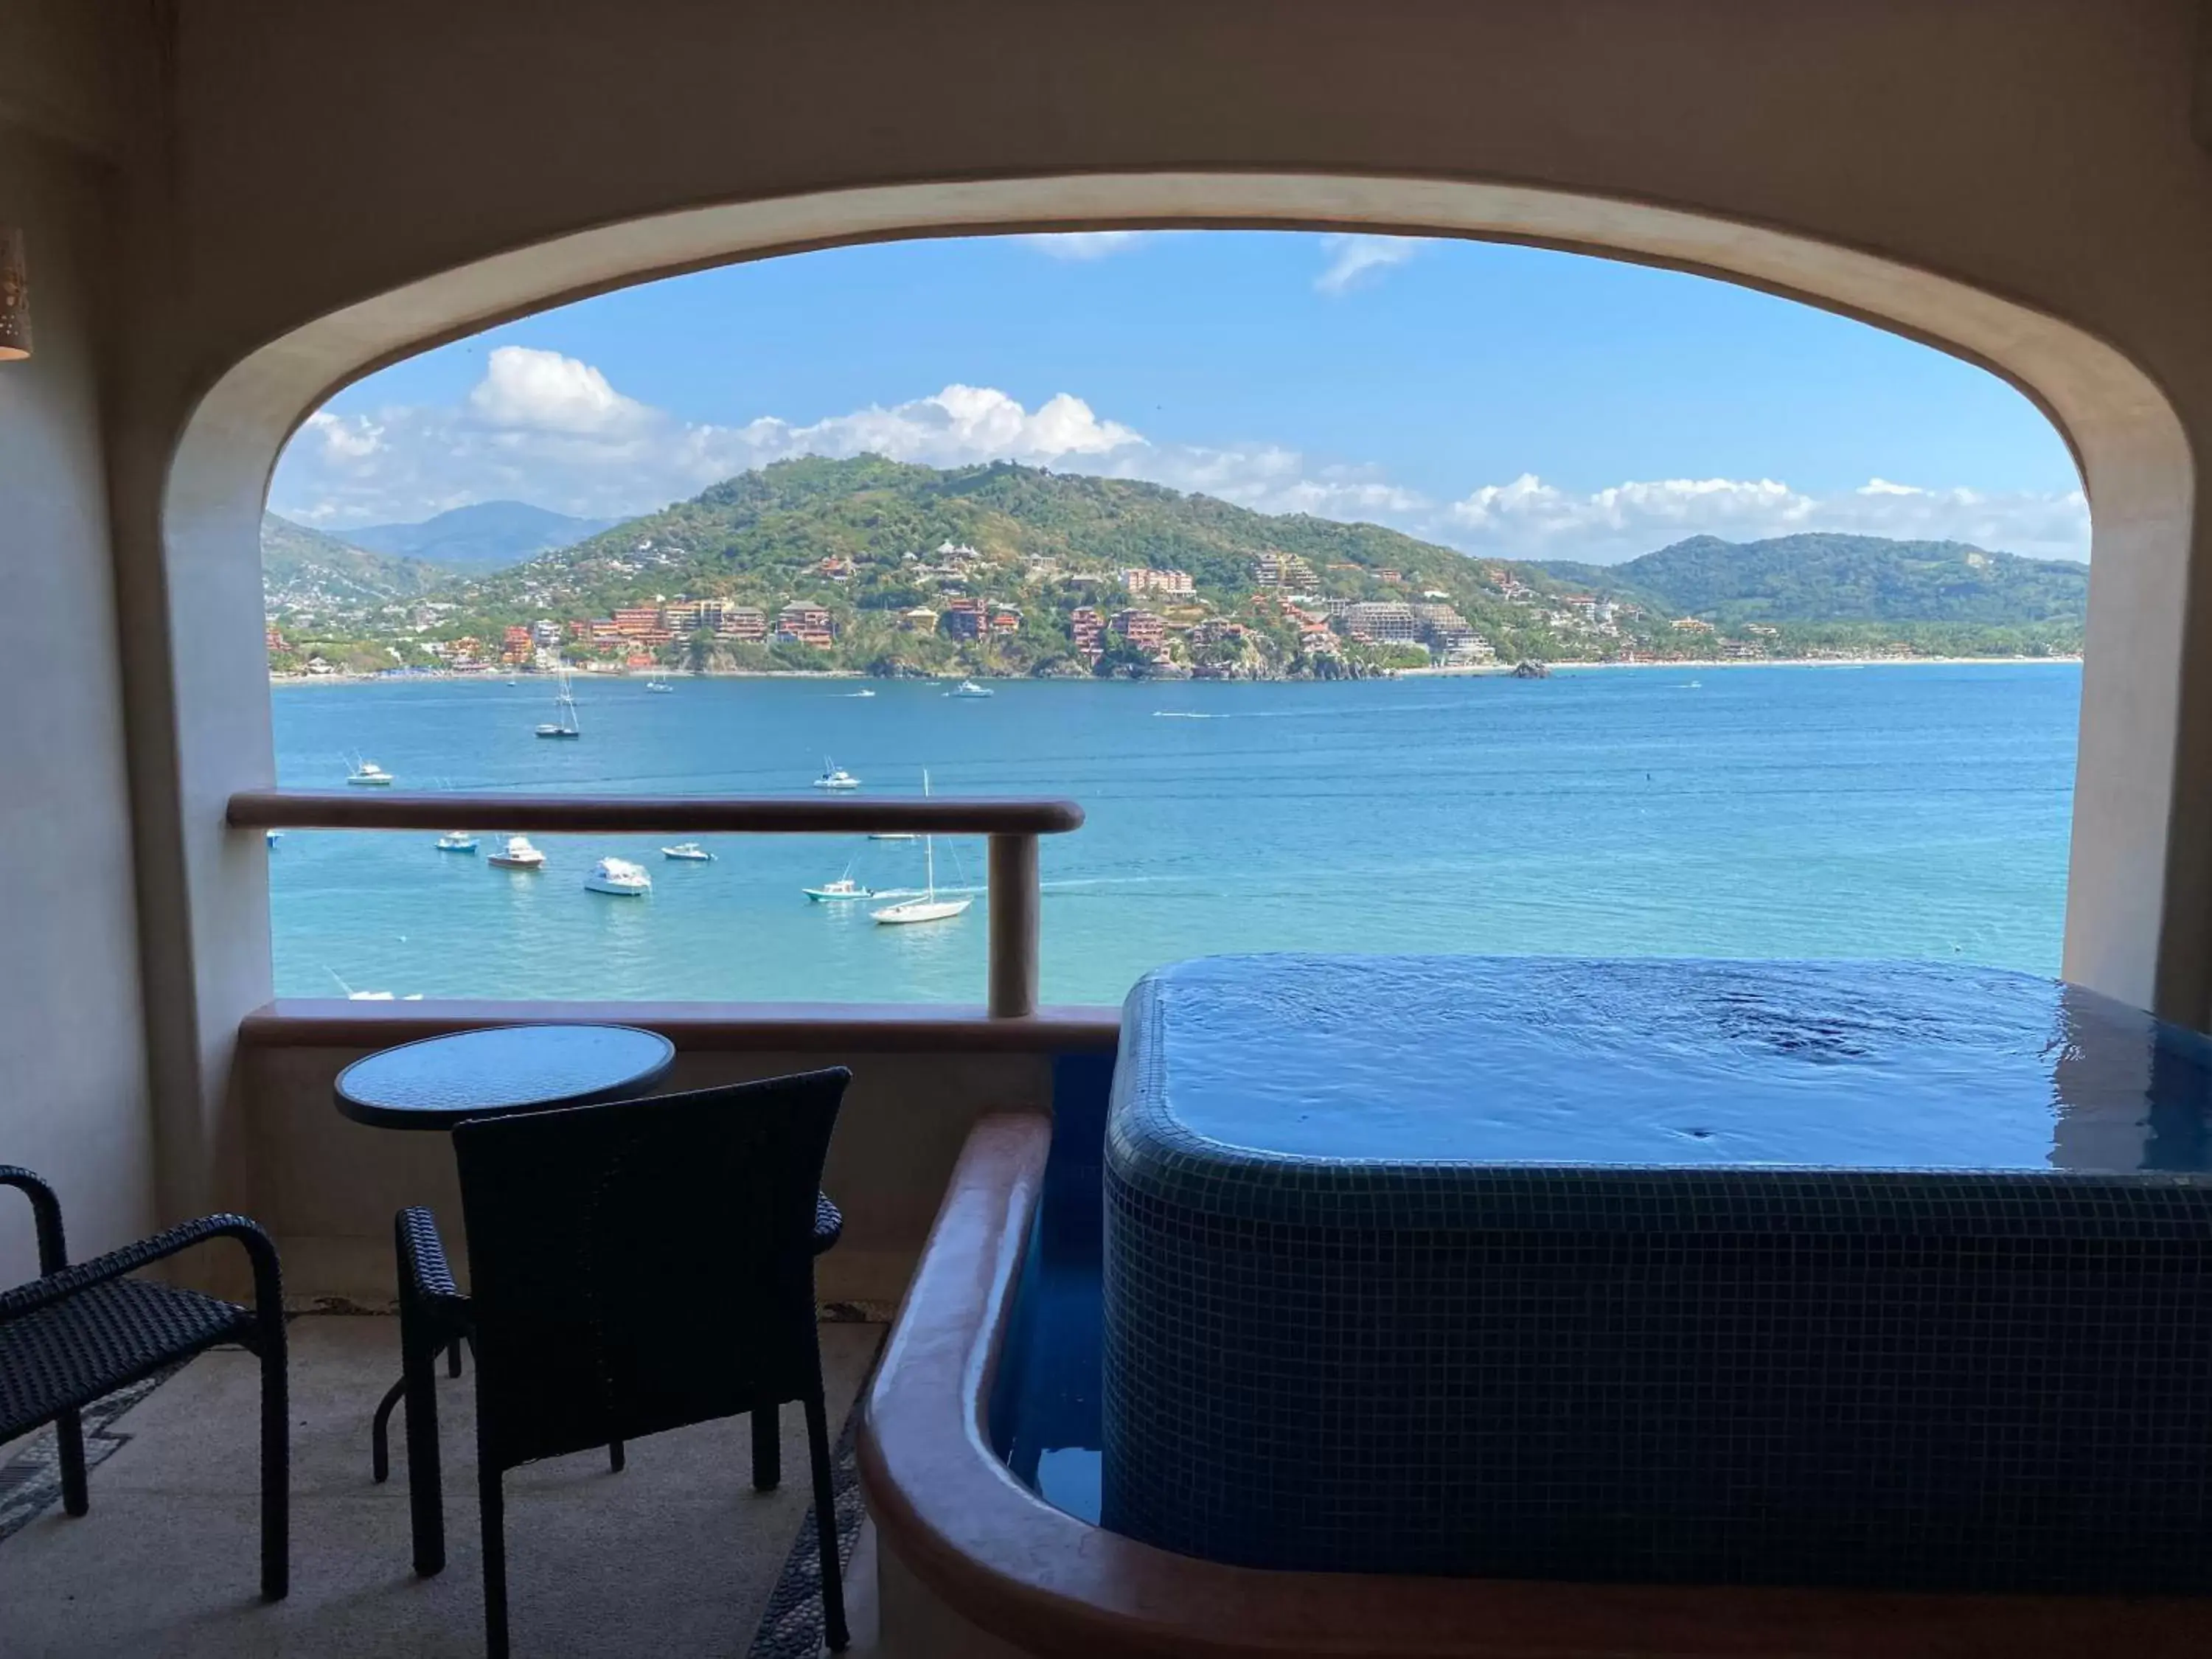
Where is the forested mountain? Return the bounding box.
[1540,534,2087,627]
[268,458,2089,675]
[260,515,453,614]
[343,500,616,571]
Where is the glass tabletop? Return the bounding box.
[335,1023,676,1129]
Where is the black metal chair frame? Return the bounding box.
[0,1165,288,1601]
[381,1073,852,1657]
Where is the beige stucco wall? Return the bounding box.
[6,1,2212,1242]
[0,122,155,1281]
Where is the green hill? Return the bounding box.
[282,459,2089,674]
[261,515,453,613]
[1540,533,2087,627]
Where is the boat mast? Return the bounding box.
[922,768,935,900]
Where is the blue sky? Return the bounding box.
[273,232,2090,563]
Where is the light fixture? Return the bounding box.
[0,229,29,361]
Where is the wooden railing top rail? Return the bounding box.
[227,789,1085,835]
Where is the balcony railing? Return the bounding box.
[226,790,1086,1018]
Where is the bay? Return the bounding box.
[271,664,2079,1005]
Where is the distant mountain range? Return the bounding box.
[1538,534,2087,627]
[336,501,616,571]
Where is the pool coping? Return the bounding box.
[858,1111,2212,1658]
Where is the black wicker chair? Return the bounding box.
[389,1068,852,1658]
[0,1166,288,1601]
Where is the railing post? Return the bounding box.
[987,833,1040,1018]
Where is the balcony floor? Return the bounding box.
[0,1314,882,1657]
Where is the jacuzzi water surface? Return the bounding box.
[992,956,2212,1593]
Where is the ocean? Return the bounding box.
[270,664,2079,1005]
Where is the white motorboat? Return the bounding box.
[584,856,652,896]
[872,775,973,925]
[646,678,673,693]
[346,757,394,786]
[947,678,993,698]
[804,873,874,902]
[486,835,545,869]
[535,667,582,738]
[813,757,860,790]
[661,841,714,861]
[867,831,916,841]
[436,831,479,853]
[846,687,877,698]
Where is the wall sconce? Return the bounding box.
[0,230,30,361]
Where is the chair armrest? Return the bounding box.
[0,1214,281,1332]
[396,1206,469,1310]
[0,1165,69,1277]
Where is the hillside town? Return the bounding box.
[267,538,1941,681]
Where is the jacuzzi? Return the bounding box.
[991,955,2212,1596]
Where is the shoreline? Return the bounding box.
[272,654,2084,687]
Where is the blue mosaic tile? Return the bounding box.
[1099,955,2212,1591]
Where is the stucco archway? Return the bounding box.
[155,172,2195,1215]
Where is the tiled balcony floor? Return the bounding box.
[0,1315,882,1658]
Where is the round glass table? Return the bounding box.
[335,1023,676,1130]
[337,1023,676,1482]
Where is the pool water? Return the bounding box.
[989,1055,1109,1524]
[1130,956,2212,1171]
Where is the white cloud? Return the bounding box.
[1315,234,1423,296]
[271,352,2089,563]
[1018,231,1147,260]
[465,346,653,435]
[1442,473,2089,563]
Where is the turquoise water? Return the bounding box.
[270,664,2079,1004]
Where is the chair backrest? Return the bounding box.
[452,1067,848,1472]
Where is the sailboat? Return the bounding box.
[645,678,674,693]
[872,770,973,925]
[535,668,582,738]
[812,757,860,790]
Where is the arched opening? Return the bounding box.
[156,173,2195,1161]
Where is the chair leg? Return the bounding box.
[479,1454,509,1659]
[608,1439,625,1473]
[55,1407,88,1517]
[447,1340,463,1379]
[802,1391,848,1652]
[751,1404,779,1491]
[260,1318,291,1601]
[402,1328,446,1575]
[370,1374,406,1484]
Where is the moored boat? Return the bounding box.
[661,841,714,861]
[584,856,652,896]
[535,667,582,737]
[486,835,545,869]
[872,772,973,925]
[435,830,479,853]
